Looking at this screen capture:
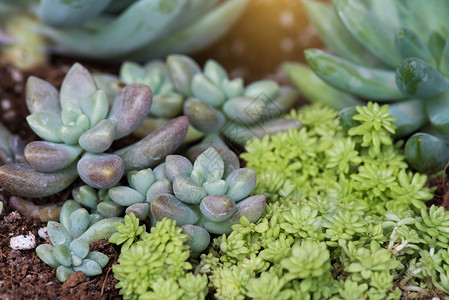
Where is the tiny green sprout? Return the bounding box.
[109,212,146,250]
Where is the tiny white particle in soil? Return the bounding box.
[38,227,49,240]
[10,231,36,250]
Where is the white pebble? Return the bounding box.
[10,231,36,250]
[38,227,49,240]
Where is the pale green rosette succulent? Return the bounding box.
[0,63,189,197]
[35,200,122,282]
[107,147,266,254]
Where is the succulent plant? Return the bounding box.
[35,200,122,282]
[72,185,124,219]
[0,123,25,165]
[0,63,189,197]
[1,0,248,68]
[106,147,266,254]
[285,0,449,172]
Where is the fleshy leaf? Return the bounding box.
[225,168,256,202]
[199,195,236,222]
[191,147,224,184]
[24,141,82,172]
[108,186,145,206]
[183,98,225,133]
[151,194,198,226]
[78,119,115,153]
[146,179,172,203]
[25,76,60,114]
[173,176,207,205]
[26,112,63,142]
[47,221,72,247]
[68,208,90,238]
[405,132,449,172]
[36,244,60,268]
[77,153,124,189]
[164,155,193,181]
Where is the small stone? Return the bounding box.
[38,227,49,240]
[10,231,36,250]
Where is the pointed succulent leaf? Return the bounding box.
[183,98,225,132]
[150,93,183,118]
[120,61,146,85]
[76,115,90,131]
[77,153,124,189]
[395,28,436,66]
[244,80,279,102]
[25,76,60,114]
[24,141,82,172]
[204,59,228,85]
[118,116,189,171]
[146,179,172,202]
[153,163,167,180]
[126,203,150,220]
[60,103,83,126]
[128,169,156,196]
[56,266,74,282]
[426,91,449,139]
[225,168,256,202]
[0,163,78,197]
[182,225,210,257]
[173,176,207,205]
[191,147,224,185]
[76,217,122,244]
[332,0,401,67]
[305,49,403,100]
[71,255,83,267]
[59,125,85,145]
[284,62,362,109]
[36,244,60,268]
[52,244,72,267]
[60,200,82,231]
[86,90,109,127]
[396,58,449,98]
[73,259,102,276]
[151,194,198,226]
[68,208,90,238]
[203,179,227,195]
[166,54,201,96]
[107,83,152,139]
[97,201,124,218]
[204,195,266,234]
[221,78,244,99]
[78,119,115,153]
[69,239,89,260]
[405,132,449,172]
[26,112,63,142]
[389,99,427,138]
[222,97,266,125]
[48,221,72,247]
[60,63,97,110]
[86,251,109,269]
[108,186,145,206]
[72,186,97,210]
[191,73,226,107]
[165,155,193,181]
[200,195,236,222]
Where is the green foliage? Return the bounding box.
[109,213,146,250]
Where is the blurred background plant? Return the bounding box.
[285,0,449,173]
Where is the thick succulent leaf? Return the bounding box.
[73,259,102,276]
[244,80,279,102]
[225,168,256,202]
[60,102,83,126]
[150,193,198,226]
[146,179,172,202]
[223,97,267,125]
[191,73,226,107]
[191,147,224,184]
[428,31,446,65]
[93,73,121,99]
[200,195,236,222]
[76,217,122,244]
[183,98,225,132]
[339,106,360,132]
[77,153,124,189]
[53,244,72,267]
[118,116,189,171]
[59,124,85,145]
[204,59,229,85]
[60,63,97,110]
[72,186,97,210]
[128,169,156,196]
[426,91,449,139]
[25,77,60,114]
[56,266,74,282]
[405,132,449,173]
[125,203,150,220]
[150,93,183,118]
[104,0,136,13]
[203,179,227,196]
[165,155,193,181]
[123,0,249,61]
[284,62,362,109]
[388,99,428,138]
[37,0,111,27]
[0,163,78,198]
[203,195,266,234]
[24,141,82,172]
[332,0,401,67]
[68,208,90,238]
[26,112,63,142]
[107,83,153,139]
[166,55,201,96]
[182,224,210,257]
[152,163,167,180]
[396,58,449,98]
[69,239,89,260]
[222,78,244,99]
[439,37,449,77]
[48,221,72,247]
[97,201,124,218]
[85,90,109,127]
[395,28,437,67]
[108,186,145,206]
[132,118,170,138]
[78,119,115,153]
[120,61,146,85]
[60,200,82,231]
[367,0,399,30]
[306,49,403,101]
[86,251,109,268]
[302,0,383,67]
[173,175,207,205]
[36,244,60,268]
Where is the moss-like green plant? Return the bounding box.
[109,212,146,250]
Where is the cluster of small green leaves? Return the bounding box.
[187,103,442,299]
[112,217,208,300]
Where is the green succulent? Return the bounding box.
[109,212,146,250]
[285,0,449,172]
[0,63,189,197]
[0,123,25,165]
[35,200,122,282]
[72,185,123,218]
[1,0,248,68]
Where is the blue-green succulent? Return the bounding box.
[0,63,189,197]
[35,200,122,282]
